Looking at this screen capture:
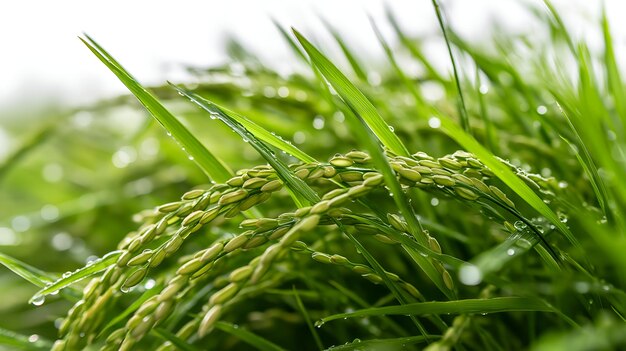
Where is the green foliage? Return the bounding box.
[1,2,626,350]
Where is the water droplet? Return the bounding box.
[507,248,516,256]
[188,156,195,161]
[513,221,527,231]
[313,116,325,130]
[428,116,441,129]
[458,264,482,286]
[314,320,324,328]
[558,181,568,189]
[479,84,489,94]
[62,271,72,278]
[120,286,131,293]
[574,281,590,293]
[536,105,548,115]
[516,238,532,249]
[277,86,289,98]
[11,216,31,233]
[28,334,39,343]
[31,296,45,306]
[388,125,395,132]
[144,279,156,290]
[51,232,73,251]
[430,198,439,207]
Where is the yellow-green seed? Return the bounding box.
[295,168,310,179]
[200,207,220,224]
[438,158,462,170]
[330,156,354,168]
[226,176,244,187]
[243,235,268,249]
[164,235,184,254]
[390,162,405,172]
[504,221,517,233]
[158,202,182,213]
[218,189,248,206]
[388,214,407,232]
[442,270,454,289]
[451,173,473,186]
[242,177,267,189]
[127,249,153,266]
[431,168,452,176]
[123,267,148,289]
[455,187,479,200]
[363,273,383,284]
[346,150,370,162]
[412,151,434,160]
[433,175,455,186]
[199,305,222,336]
[182,189,205,200]
[117,251,133,267]
[149,249,167,267]
[155,300,174,322]
[261,179,283,192]
[298,215,320,232]
[311,252,332,264]
[182,210,204,227]
[268,226,290,240]
[294,206,311,218]
[308,168,326,180]
[310,201,330,214]
[322,188,346,200]
[223,234,249,252]
[470,178,490,193]
[229,265,253,282]
[256,218,279,231]
[466,158,483,168]
[155,217,169,235]
[177,258,204,275]
[352,265,371,275]
[428,236,442,253]
[210,283,239,305]
[330,254,349,265]
[412,165,432,174]
[339,171,363,182]
[374,234,398,244]
[190,262,214,280]
[398,168,422,182]
[362,173,384,187]
[464,169,483,179]
[489,186,515,208]
[402,282,422,299]
[323,166,337,178]
[419,159,442,169]
[328,194,350,207]
[140,225,157,244]
[347,185,369,197]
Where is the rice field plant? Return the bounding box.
[1,1,626,350]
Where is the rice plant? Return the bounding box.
[1,1,626,350]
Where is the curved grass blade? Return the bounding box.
[29,250,122,304]
[318,297,555,325]
[431,0,470,132]
[437,116,580,252]
[0,252,57,287]
[80,35,232,183]
[0,124,54,184]
[0,327,53,351]
[293,287,323,351]
[151,328,201,351]
[171,85,318,207]
[292,29,409,157]
[319,16,368,82]
[294,28,454,298]
[214,322,286,351]
[325,335,437,351]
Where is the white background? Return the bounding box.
[0,0,624,110]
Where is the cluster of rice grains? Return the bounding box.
[51,150,564,350]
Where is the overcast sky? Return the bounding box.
[1,0,624,110]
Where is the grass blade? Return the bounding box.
[214,322,287,351]
[171,85,319,207]
[151,328,201,351]
[80,35,232,183]
[0,252,57,287]
[431,0,470,132]
[325,335,437,351]
[319,297,554,325]
[295,28,455,298]
[0,327,53,351]
[292,29,409,157]
[29,251,122,304]
[293,287,323,350]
